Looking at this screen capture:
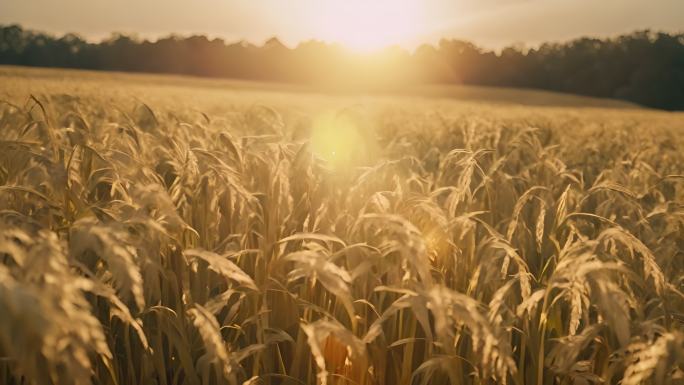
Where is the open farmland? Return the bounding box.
[1,66,684,385]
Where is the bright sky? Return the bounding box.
[1,0,682,51]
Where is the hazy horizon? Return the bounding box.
[1,0,682,51]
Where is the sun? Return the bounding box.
[315,0,425,53]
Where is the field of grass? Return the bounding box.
[1,65,684,385]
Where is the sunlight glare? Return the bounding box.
[315,0,424,52]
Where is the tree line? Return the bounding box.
[1,24,683,110]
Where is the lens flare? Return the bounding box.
[310,112,369,169]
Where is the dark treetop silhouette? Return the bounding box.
[1,25,683,111]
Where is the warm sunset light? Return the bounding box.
[1,1,684,385]
[313,0,425,52]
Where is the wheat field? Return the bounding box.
[1,66,684,385]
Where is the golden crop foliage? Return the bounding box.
[0,68,684,385]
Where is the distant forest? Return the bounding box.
[1,25,683,110]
